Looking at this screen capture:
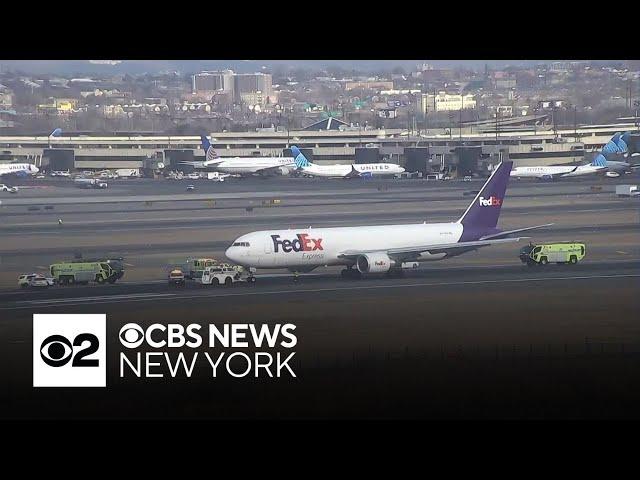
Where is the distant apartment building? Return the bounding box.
[192,70,273,105]
[0,90,13,109]
[192,70,234,95]
[233,73,273,104]
[416,91,476,114]
[491,71,517,89]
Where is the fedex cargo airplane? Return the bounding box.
[225,161,551,278]
[182,136,296,176]
[292,146,405,178]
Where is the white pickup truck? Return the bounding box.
[0,184,18,193]
[18,273,55,288]
[198,264,255,286]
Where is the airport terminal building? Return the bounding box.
[0,122,637,176]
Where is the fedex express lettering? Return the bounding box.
[478,196,502,207]
[272,234,324,253]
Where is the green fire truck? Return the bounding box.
[49,258,125,285]
[519,242,586,266]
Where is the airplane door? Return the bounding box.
[264,238,272,254]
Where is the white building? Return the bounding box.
[417,91,476,114]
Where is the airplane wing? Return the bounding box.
[479,223,554,240]
[550,166,580,179]
[338,237,527,261]
[253,164,292,174]
[345,165,361,178]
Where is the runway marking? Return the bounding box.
[1,273,637,310]
[16,292,175,306]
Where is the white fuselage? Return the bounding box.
[0,163,39,176]
[225,223,463,270]
[205,157,295,175]
[510,164,605,179]
[299,163,405,178]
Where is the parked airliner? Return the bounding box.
[182,136,296,176]
[598,131,640,175]
[292,146,405,178]
[225,161,551,278]
[510,132,639,180]
[510,155,607,180]
[0,163,39,177]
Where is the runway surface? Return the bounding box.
[1,260,639,419]
[1,173,639,419]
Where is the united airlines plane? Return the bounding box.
[182,136,296,176]
[291,146,405,178]
[0,163,39,177]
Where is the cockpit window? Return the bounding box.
[232,242,250,247]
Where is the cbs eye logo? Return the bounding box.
[119,323,144,348]
[33,314,106,388]
[40,333,100,368]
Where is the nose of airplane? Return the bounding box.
[225,246,238,263]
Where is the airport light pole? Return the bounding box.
[286,107,291,148]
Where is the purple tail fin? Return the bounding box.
[457,161,513,229]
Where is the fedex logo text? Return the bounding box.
[478,196,502,207]
[272,234,324,253]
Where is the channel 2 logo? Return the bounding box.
[33,314,106,387]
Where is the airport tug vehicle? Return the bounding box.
[519,242,586,266]
[168,269,186,286]
[197,263,256,286]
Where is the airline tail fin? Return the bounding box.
[49,128,62,137]
[616,131,631,153]
[602,132,623,154]
[457,161,512,229]
[591,153,607,167]
[291,146,312,168]
[200,135,219,163]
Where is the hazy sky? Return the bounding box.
[0,60,602,76]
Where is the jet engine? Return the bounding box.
[278,166,292,176]
[356,253,395,273]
